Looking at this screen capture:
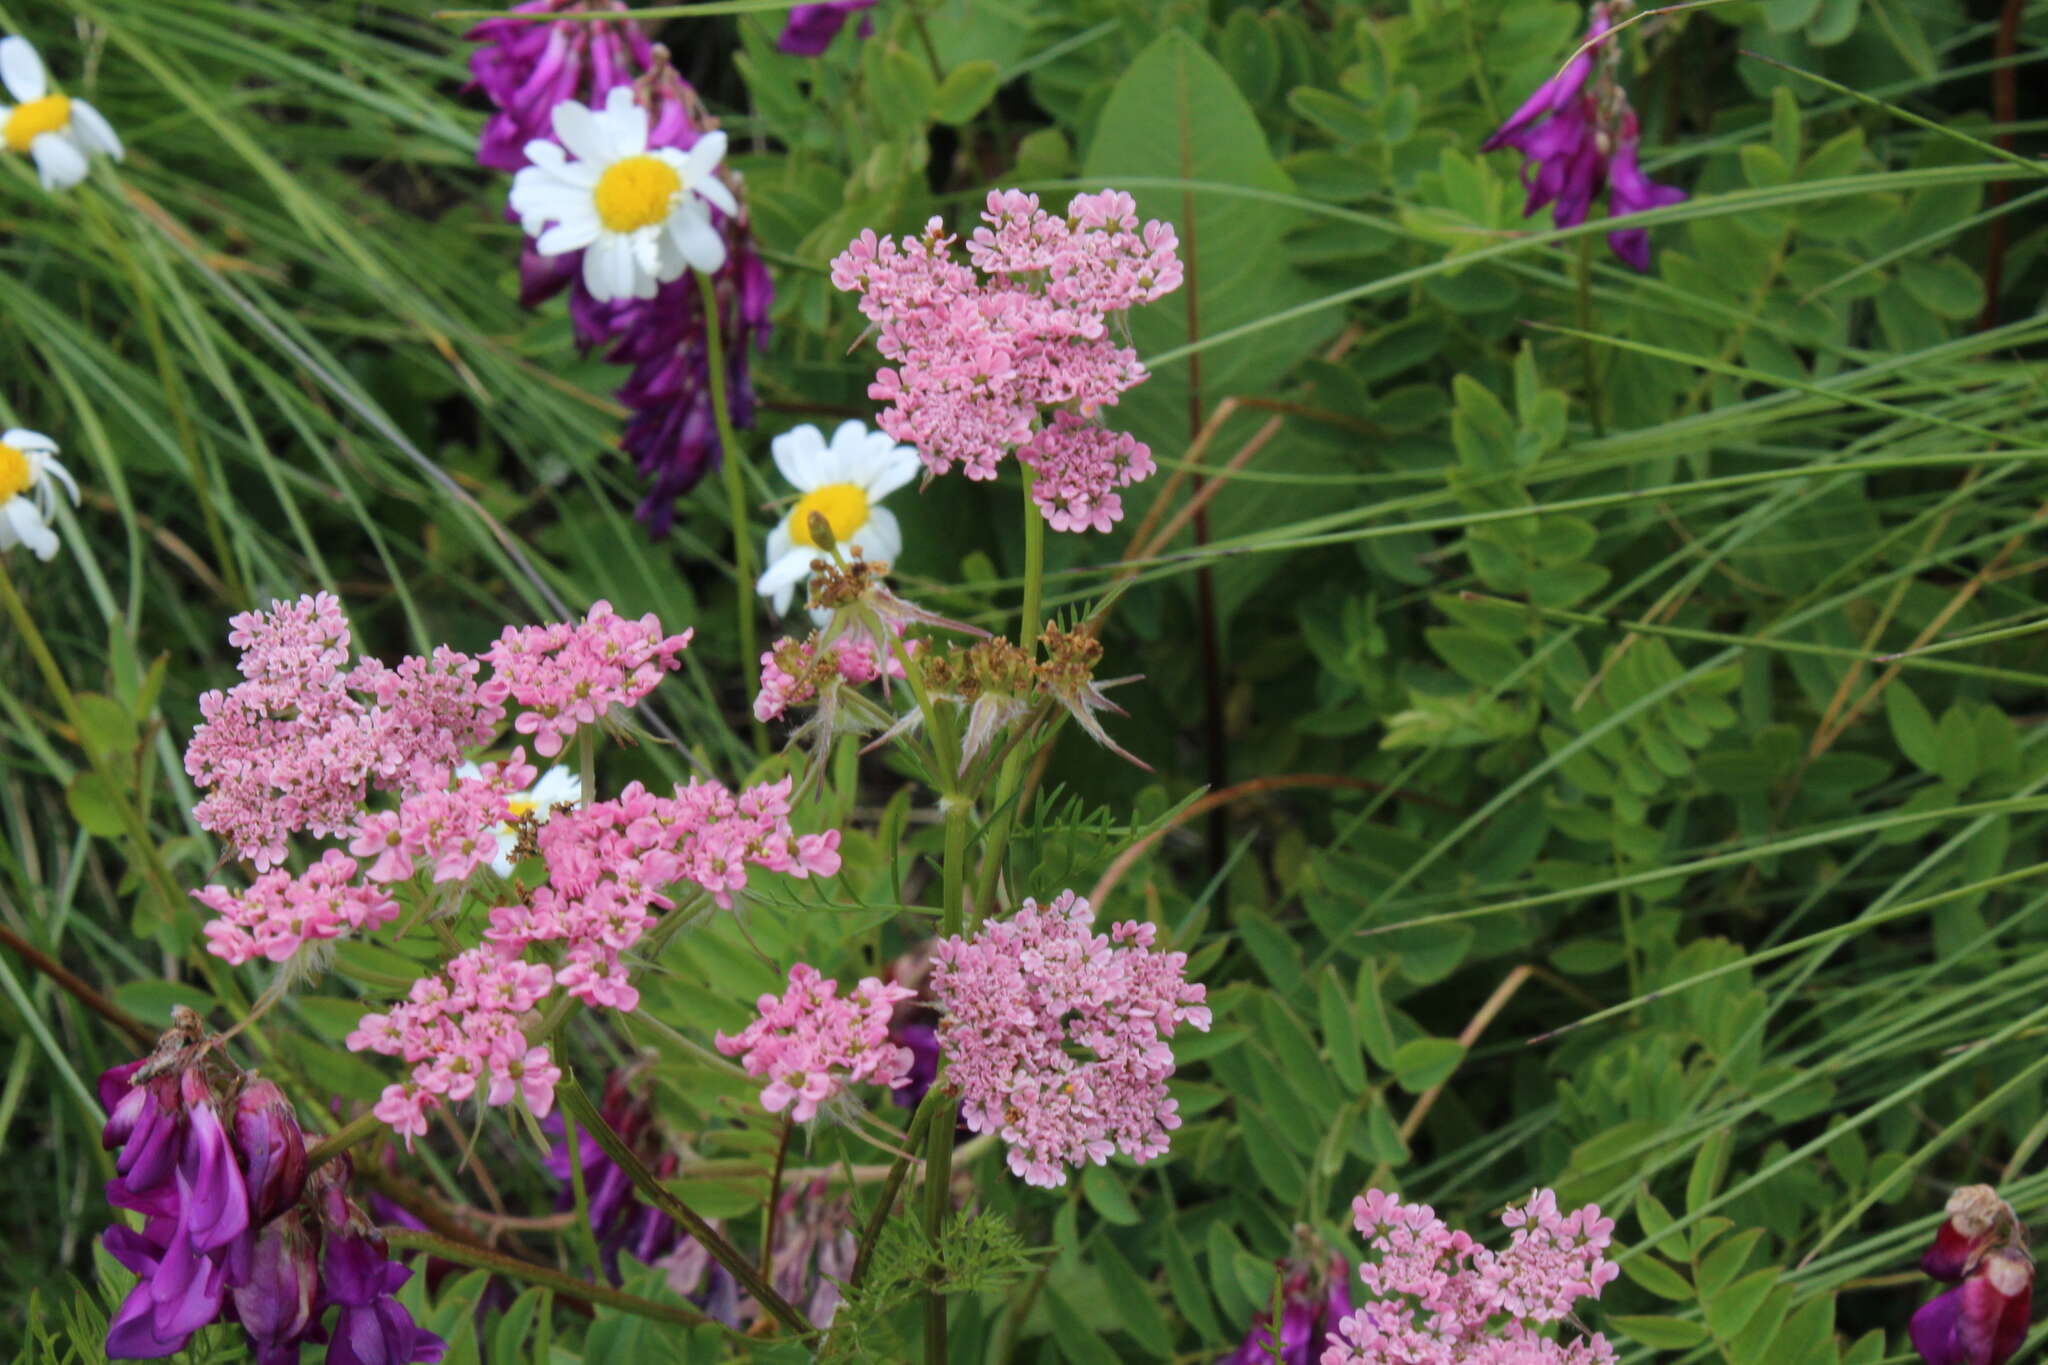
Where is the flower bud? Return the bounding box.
[231,1209,320,1352]
[1925,1186,2012,1282]
[233,1077,307,1224]
[1911,1247,2034,1365]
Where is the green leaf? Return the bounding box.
[1622,1254,1694,1302]
[1391,1038,1464,1094]
[66,772,127,838]
[1318,973,1367,1090]
[1162,1220,1226,1344]
[1081,1165,1141,1227]
[929,59,999,125]
[1614,1315,1711,1350]
[1287,87,1377,145]
[1089,1236,1171,1359]
[1706,1269,1783,1345]
[1355,963,1398,1069]
[73,692,139,762]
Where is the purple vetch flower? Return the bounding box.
[1479,1,1686,272]
[232,1209,322,1364]
[1911,1250,2033,1365]
[888,1019,940,1110]
[97,1012,443,1365]
[467,0,651,173]
[776,0,878,56]
[469,10,773,531]
[1219,1242,1352,1365]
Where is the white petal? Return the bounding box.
[581,235,636,302]
[856,506,903,564]
[509,172,591,235]
[454,762,484,782]
[69,100,120,159]
[770,424,827,491]
[756,547,815,614]
[860,444,923,502]
[531,766,582,805]
[597,85,648,157]
[665,207,725,274]
[683,130,727,182]
[760,519,793,577]
[5,496,54,560]
[536,212,600,255]
[30,131,87,190]
[3,428,54,453]
[0,38,47,103]
[694,174,738,219]
[550,98,612,166]
[37,454,78,505]
[490,831,518,878]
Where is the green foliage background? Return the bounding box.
[2,0,2047,1361]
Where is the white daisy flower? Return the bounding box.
[756,420,921,616]
[508,86,735,303]
[456,762,582,876]
[1,37,122,192]
[0,428,79,561]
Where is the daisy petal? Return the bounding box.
[771,424,827,490]
[29,131,87,191]
[856,506,902,564]
[695,174,738,218]
[69,100,121,159]
[0,37,47,103]
[550,98,611,166]
[666,207,726,274]
[756,547,815,616]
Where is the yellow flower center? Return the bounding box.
[506,798,537,818]
[4,94,72,154]
[0,443,30,501]
[593,155,681,233]
[788,483,869,549]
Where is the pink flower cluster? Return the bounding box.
[192,850,399,966]
[1322,1189,1620,1365]
[715,964,916,1122]
[352,773,840,1141]
[186,594,506,869]
[754,633,905,723]
[484,602,693,757]
[830,189,1180,531]
[929,889,1209,1188]
[348,947,562,1142]
[347,752,537,884]
[1019,412,1157,533]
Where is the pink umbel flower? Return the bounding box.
[830,189,1180,531]
[753,631,907,724]
[484,600,692,757]
[715,964,917,1121]
[192,850,400,967]
[185,593,507,869]
[1321,1189,1619,1365]
[929,890,1209,1188]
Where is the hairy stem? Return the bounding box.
[921,1093,958,1364]
[560,1076,814,1339]
[382,1229,742,1336]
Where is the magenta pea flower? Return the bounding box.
[1480,2,1686,272]
[1912,1250,2033,1365]
[777,0,877,55]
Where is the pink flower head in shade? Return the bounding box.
[184,593,507,869]
[192,849,399,967]
[1479,2,1686,272]
[1321,1189,1619,1365]
[715,964,917,1121]
[483,600,692,756]
[928,890,1210,1188]
[830,188,1181,531]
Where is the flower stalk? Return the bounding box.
[698,266,767,756]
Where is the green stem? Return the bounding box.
[1017,464,1045,650]
[969,473,1049,919]
[921,1093,958,1365]
[697,267,767,757]
[939,797,971,939]
[382,1229,742,1337]
[847,1085,942,1292]
[307,1110,382,1168]
[576,727,596,809]
[562,1105,607,1273]
[560,1077,814,1339]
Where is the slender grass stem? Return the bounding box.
[697,266,767,757]
[561,1107,606,1274]
[921,1093,958,1364]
